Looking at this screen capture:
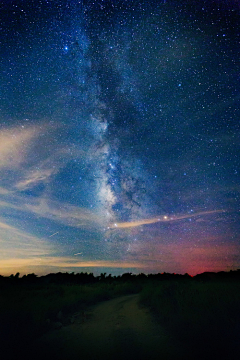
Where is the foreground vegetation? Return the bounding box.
[140,278,240,359]
[0,270,240,359]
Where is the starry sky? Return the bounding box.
[0,0,240,276]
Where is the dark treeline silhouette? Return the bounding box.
[1,269,240,285]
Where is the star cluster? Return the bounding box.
[0,0,239,275]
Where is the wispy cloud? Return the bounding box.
[13,146,80,191]
[15,168,56,190]
[0,219,55,260]
[0,122,103,231]
[0,190,103,231]
[0,256,145,276]
[109,210,226,229]
[0,125,37,169]
[24,197,104,228]
[0,187,12,195]
[0,123,73,191]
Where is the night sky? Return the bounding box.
[0,0,240,276]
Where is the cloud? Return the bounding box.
[0,121,103,230]
[24,197,104,228]
[0,187,12,195]
[15,169,54,190]
[14,146,85,191]
[0,256,145,276]
[109,210,226,229]
[0,123,73,191]
[0,188,104,231]
[0,125,37,169]
[0,219,55,260]
[15,168,55,190]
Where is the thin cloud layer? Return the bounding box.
[0,125,37,168]
[109,210,226,229]
[0,256,145,276]
[0,219,54,260]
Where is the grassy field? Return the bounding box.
[0,274,142,358]
[1,272,240,359]
[139,279,240,359]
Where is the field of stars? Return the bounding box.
[0,0,239,276]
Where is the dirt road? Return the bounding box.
[28,294,184,360]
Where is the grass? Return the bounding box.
[0,278,141,358]
[139,280,240,359]
[1,273,240,359]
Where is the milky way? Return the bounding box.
[0,0,239,275]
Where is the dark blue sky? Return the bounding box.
[0,0,239,275]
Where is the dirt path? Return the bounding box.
[29,294,184,360]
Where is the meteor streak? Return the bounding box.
[49,232,59,237]
[108,210,225,229]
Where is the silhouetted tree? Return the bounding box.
[99,273,107,281]
[14,272,20,279]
